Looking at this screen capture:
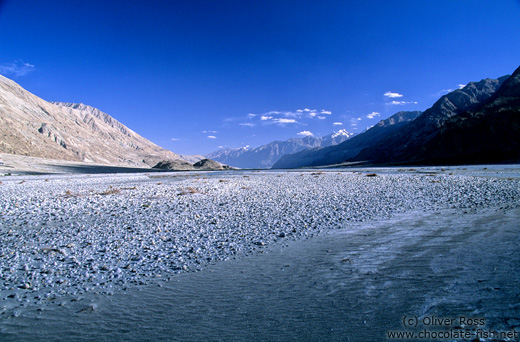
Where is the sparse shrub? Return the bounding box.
[63,190,80,198]
[100,187,121,195]
[177,187,200,195]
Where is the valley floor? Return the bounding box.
[0,166,519,341]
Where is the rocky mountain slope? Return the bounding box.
[402,65,520,165]
[272,111,422,168]
[0,74,184,168]
[207,129,355,169]
[274,70,515,168]
[353,75,510,164]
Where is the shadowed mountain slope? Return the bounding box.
[402,65,520,165]
[353,74,510,164]
[274,69,515,168]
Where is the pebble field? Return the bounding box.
[1,169,519,315]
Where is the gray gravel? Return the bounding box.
[0,170,519,313]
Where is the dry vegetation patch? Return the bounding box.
[99,187,122,196]
[177,187,200,195]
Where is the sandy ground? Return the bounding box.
[1,206,519,341]
[0,153,156,175]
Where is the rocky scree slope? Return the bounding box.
[0,74,184,168]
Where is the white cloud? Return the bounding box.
[350,117,361,127]
[366,112,380,119]
[239,123,255,127]
[202,130,218,134]
[384,91,403,98]
[207,135,217,139]
[0,60,35,77]
[171,138,181,141]
[242,108,332,128]
[431,84,464,99]
[333,122,343,126]
[297,131,313,137]
[272,108,331,119]
[273,118,297,124]
[432,89,454,98]
[387,101,418,106]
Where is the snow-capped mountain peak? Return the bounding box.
[331,129,355,139]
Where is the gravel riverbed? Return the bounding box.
[1,169,519,316]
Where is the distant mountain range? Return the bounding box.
[0,74,189,168]
[206,129,355,169]
[272,111,422,168]
[273,65,519,168]
[2,64,518,171]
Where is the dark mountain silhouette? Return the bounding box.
[274,68,517,168]
[402,65,520,165]
[353,74,510,164]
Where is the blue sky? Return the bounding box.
[1,0,519,155]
